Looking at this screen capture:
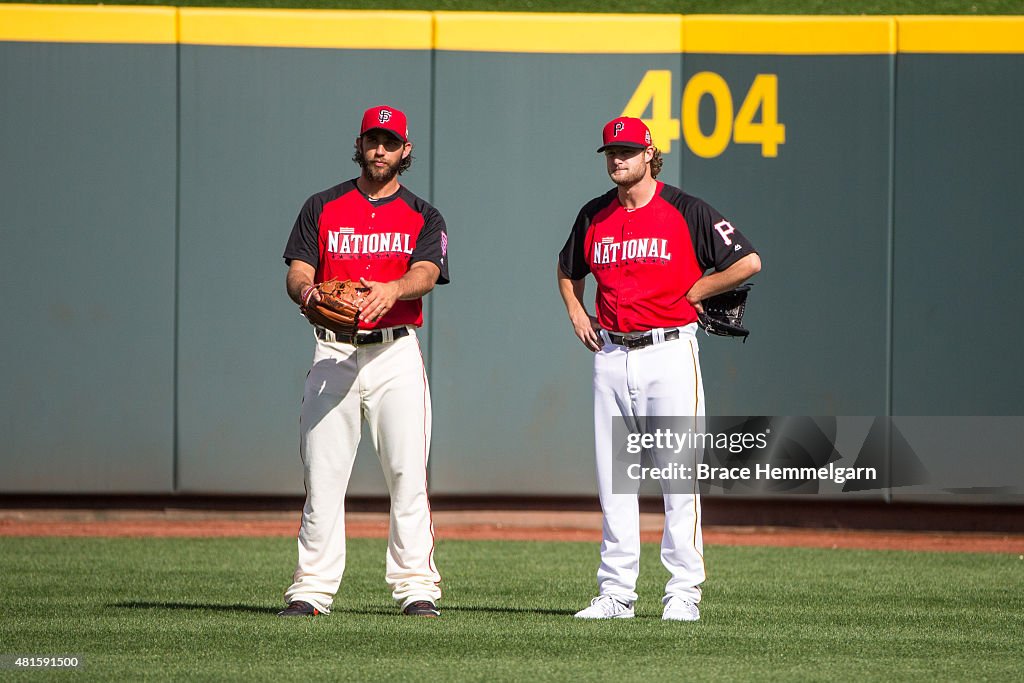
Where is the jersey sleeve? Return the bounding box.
[557,206,593,280]
[409,206,450,285]
[684,197,756,273]
[283,194,321,269]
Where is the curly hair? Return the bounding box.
[352,139,414,176]
[650,147,663,179]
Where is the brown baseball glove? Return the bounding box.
[303,279,368,343]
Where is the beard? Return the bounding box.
[609,163,647,187]
[359,154,401,184]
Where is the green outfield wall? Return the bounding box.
[1,7,1022,502]
[1,8,179,492]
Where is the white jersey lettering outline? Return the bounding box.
[591,236,672,267]
[326,230,416,256]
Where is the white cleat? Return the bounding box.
[662,596,700,621]
[574,595,635,619]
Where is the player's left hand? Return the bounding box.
[359,278,401,323]
[570,310,603,353]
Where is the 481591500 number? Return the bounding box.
[8,656,81,668]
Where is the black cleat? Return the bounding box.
[277,600,321,617]
[402,600,440,617]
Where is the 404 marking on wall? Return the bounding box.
[622,70,786,158]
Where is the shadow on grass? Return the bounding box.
[336,605,572,617]
[109,601,573,617]
[110,601,279,614]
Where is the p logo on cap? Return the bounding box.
[361,105,408,143]
[598,116,652,153]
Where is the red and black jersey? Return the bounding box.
[283,179,450,330]
[558,182,755,333]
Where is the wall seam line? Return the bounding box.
[172,8,182,494]
[885,17,898,504]
[426,13,438,484]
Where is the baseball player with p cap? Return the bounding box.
[557,117,761,620]
[279,105,449,618]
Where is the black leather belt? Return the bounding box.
[607,328,680,349]
[316,326,409,346]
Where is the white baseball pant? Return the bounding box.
[284,328,441,613]
[593,323,705,606]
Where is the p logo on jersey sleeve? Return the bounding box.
[714,220,736,246]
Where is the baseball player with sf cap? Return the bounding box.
[557,116,761,621]
[279,105,449,618]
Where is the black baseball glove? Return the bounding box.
[697,284,752,341]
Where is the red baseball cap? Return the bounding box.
[597,116,652,152]
[360,105,409,143]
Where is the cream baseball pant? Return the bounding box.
[593,323,705,606]
[284,327,441,613]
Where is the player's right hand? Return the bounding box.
[570,311,603,353]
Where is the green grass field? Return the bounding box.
[1,537,1022,681]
